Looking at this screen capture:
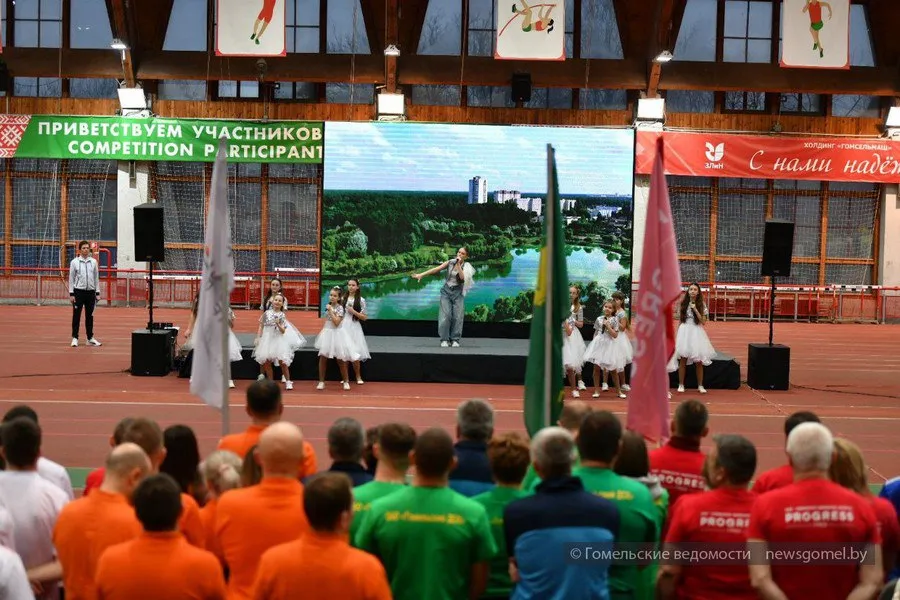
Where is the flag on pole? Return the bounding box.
[780,0,849,69]
[190,137,234,419]
[627,138,681,443]
[523,144,568,437]
[496,1,565,61]
[216,0,287,57]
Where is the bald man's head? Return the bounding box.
[558,400,591,432]
[256,421,305,477]
[102,442,152,500]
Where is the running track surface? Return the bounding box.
[0,306,896,489]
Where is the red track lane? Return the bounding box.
[0,306,897,482]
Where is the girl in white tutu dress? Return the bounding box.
[183,292,242,389]
[584,300,628,399]
[340,278,370,385]
[262,277,292,383]
[315,286,352,391]
[253,293,305,390]
[675,282,715,394]
[563,286,587,398]
[612,291,634,392]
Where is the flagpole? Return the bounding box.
[220,273,230,437]
[543,144,554,426]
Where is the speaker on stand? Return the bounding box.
[748,220,794,391]
[511,73,532,104]
[132,203,171,376]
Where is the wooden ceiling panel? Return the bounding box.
[398,0,429,55]
[360,0,387,56]
[868,0,900,68]
[133,0,177,53]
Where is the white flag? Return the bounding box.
[190,138,234,410]
[496,0,565,61]
[216,0,286,57]
[780,0,849,69]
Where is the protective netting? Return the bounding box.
[667,176,880,286]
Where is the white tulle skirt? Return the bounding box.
[340,317,371,362]
[562,327,587,372]
[253,323,305,366]
[315,325,354,361]
[675,322,716,366]
[183,330,243,363]
[584,334,627,372]
[615,330,634,372]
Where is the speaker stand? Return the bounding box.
[748,275,791,390]
[768,276,776,346]
[147,261,155,332]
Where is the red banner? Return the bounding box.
[635,130,900,183]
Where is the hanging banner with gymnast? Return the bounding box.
[216,0,287,57]
[496,0,565,61]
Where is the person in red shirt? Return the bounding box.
[658,433,758,600]
[83,418,135,496]
[650,400,709,508]
[93,473,226,600]
[748,422,883,600]
[829,437,900,581]
[752,411,820,495]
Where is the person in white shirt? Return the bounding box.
[1,407,73,501]
[0,503,32,600]
[68,240,101,347]
[0,418,69,600]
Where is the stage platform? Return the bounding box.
[179,333,742,389]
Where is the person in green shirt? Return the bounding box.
[614,430,670,600]
[520,399,591,491]
[572,410,659,600]
[350,422,418,542]
[472,432,532,600]
[355,427,497,600]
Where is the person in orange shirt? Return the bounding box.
[53,443,151,600]
[252,472,392,600]
[198,450,243,563]
[94,473,226,600]
[215,421,311,600]
[120,418,206,549]
[218,379,317,478]
[83,418,135,496]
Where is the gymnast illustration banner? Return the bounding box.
[780,0,849,69]
[216,0,286,57]
[496,0,565,61]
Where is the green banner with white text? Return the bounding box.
[0,115,323,163]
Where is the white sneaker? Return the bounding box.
[316,382,325,390]
[356,379,364,385]
[698,386,707,394]
[285,381,293,390]
[451,341,460,348]
[228,380,235,389]
[87,338,102,346]
[577,380,586,390]
[677,385,685,393]
[281,375,287,383]
[601,383,609,392]
[618,392,627,399]
[342,381,351,391]
[441,341,449,348]
[257,374,266,381]
[71,338,78,347]
[592,391,600,398]
[667,391,673,399]
[572,390,580,398]
[621,384,631,391]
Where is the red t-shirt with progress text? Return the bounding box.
[650,439,707,506]
[748,478,880,600]
[665,486,758,600]
[751,464,794,495]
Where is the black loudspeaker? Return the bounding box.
[131,329,176,376]
[511,73,532,103]
[747,343,790,391]
[134,203,165,262]
[761,220,794,277]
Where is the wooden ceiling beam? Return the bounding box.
[398,0,429,55]
[868,0,900,68]
[360,0,386,57]
[4,48,898,96]
[133,0,176,53]
[105,0,137,86]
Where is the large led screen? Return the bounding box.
[321,122,634,323]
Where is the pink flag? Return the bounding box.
[627,138,682,443]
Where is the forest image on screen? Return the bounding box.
[321,122,635,323]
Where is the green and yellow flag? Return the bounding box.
[523,145,569,437]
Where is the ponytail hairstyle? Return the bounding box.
[342,278,363,321]
[679,282,706,323]
[200,450,243,498]
[264,277,284,310]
